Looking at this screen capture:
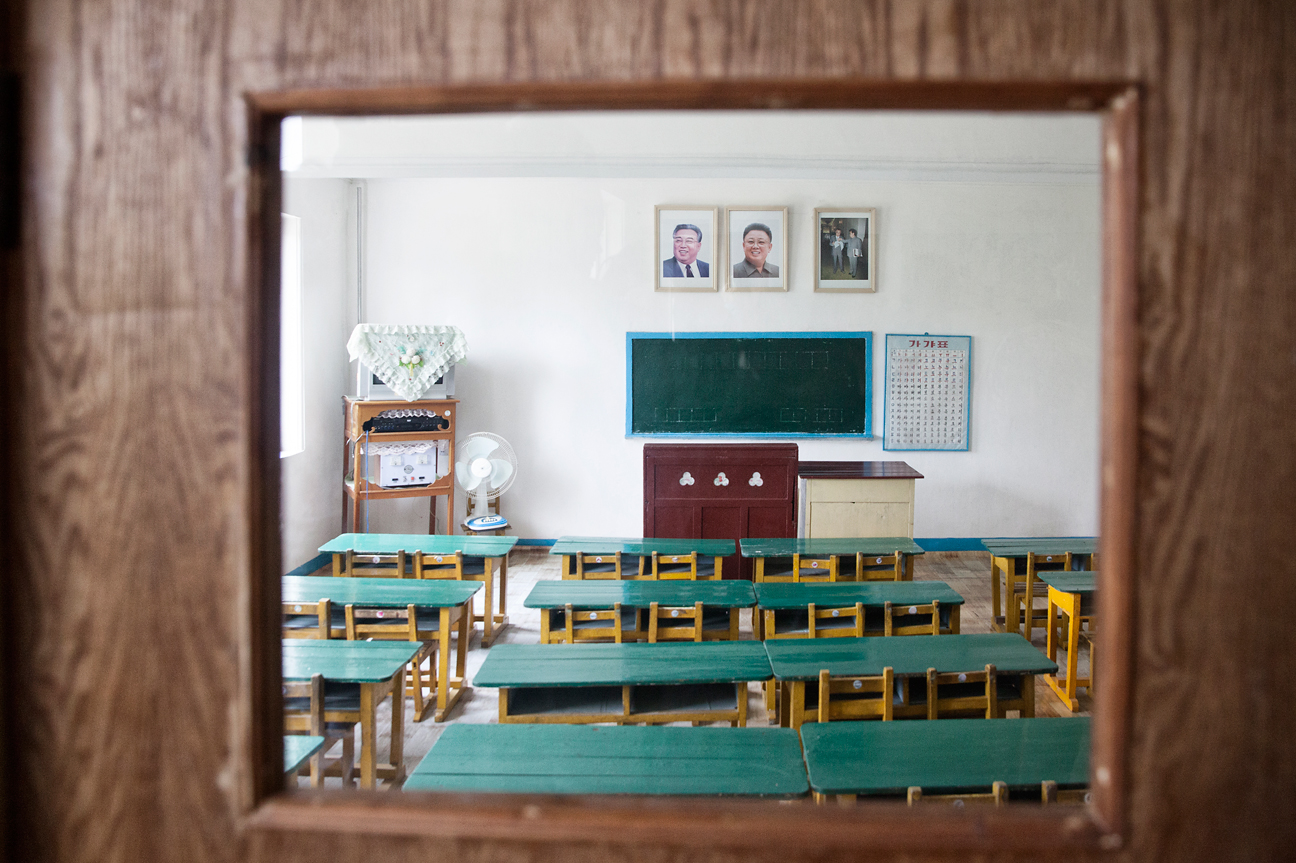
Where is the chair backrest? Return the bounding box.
[344,602,422,642]
[852,551,906,582]
[562,601,625,643]
[652,551,698,580]
[415,550,465,580]
[925,663,998,719]
[1020,551,1072,637]
[341,548,409,578]
[816,666,894,722]
[754,555,797,582]
[1041,780,1091,805]
[647,600,703,642]
[793,554,838,582]
[883,600,942,636]
[575,551,622,580]
[282,598,334,639]
[908,782,1008,807]
[807,602,865,638]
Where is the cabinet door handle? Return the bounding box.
[748,472,763,487]
[713,472,729,487]
[679,472,695,486]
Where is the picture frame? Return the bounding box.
[655,206,719,292]
[815,208,876,292]
[725,207,788,292]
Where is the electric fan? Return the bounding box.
[454,432,517,532]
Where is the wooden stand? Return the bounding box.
[797,461,923,539]
[342,397,457,534]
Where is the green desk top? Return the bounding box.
[284,735,326,774]
[282,639,421,683]
[801,717,1090,796]
[764,633,1057,680]
[1038,572,1097,595]
[524,580,756,610]
[474,642,772,688]
[740,537,925,557]
[981,537,1097,556]
[754,581,963,610]
[403,725,808,797]
[549,536,736,557]
[283,575,482,608]
[319,532,518,556]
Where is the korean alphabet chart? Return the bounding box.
[883,334,972,451]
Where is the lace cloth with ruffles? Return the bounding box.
[346,324,468,401]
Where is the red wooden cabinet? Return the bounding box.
[643,444,798,580]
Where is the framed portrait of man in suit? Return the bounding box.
[815,208,877,292]
[655,206,719,292]
[726,207,788,292]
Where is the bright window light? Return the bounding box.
[280,213,305,458]
[280,116,303,171]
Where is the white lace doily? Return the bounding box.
[361,441,440,456]
[346,324,468,401]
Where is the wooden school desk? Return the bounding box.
[740,537,925,582]
[754,581,964,640]
[283,735,326,776]
[318,532,517,646]
[282,575,481,721]
[524,580,756,643]
[1040,571,1097,711]
[764,633,1057,729]
[981,537,1096,635]
[281,639,420,789]
[550,537,736,580]
[474,642,771,726]
[801,716,1090,803]
[403,724,808,797]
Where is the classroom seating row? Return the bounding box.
[401,718,1092,806]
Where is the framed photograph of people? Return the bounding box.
[655,206,719,292]
[815,208,877,292]
[726,207,788,292]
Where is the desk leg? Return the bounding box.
[788,681,805,730]
[990,556,1005,632]
[1022,673,1036,718]
[359,682,377,789]
[1046,592,1059,662]
[561,554,573,580]
[388,667,406,785]
[456,602,470,679]
[479,556,510,647]
[1065,598,1081,706]
[1044,590,1082,712]
[435,606,453,721]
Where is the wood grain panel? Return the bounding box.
[9,2,1296,863]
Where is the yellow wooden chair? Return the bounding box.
[414,550,466,580]
[1041,780,1092,804]
[552,601,631,644]
[336,547,409,578]
[908,782,1008,807]
[651,551,699,580]
[343,602,463,723]
[754,555,796,582]
[806,602,866,638]
[647,601,704,642]
[848,551,908,582]
[883,600,943,636]
[574,551,622,580]
[282,598,343,639]
[793,554,838,582]
[283,673,356,788]
[814,666,895,723]
[1016,551,1072,639]
[924,663,998,719]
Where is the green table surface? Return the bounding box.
[283,735,326,774]
[740,537,926,557]
[549,536,736,557]
[524,580,756,609]
[764,633,1057,681]
[403,724,808,796]
[801,716,1090,796]
[282,639,421,683]
[980,537,1097,556]
[1037,572,1097,595]
[754,581,963,610]
[474,642,772,688]
[283,575,482,608]
[319,532,518,556]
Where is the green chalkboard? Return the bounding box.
[626,332,873,437]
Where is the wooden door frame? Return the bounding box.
[244,79,1138,852]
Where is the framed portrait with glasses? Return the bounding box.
[726,207,788,292]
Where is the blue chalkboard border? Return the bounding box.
[625,331,874,438]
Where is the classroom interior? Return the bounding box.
[278,110,1102,797]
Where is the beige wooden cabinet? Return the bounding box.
[798,461,923,539]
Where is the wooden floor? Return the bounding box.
[294,548,1092,787]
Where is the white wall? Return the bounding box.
[287,112,1102,549]
[280,177,354,569]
